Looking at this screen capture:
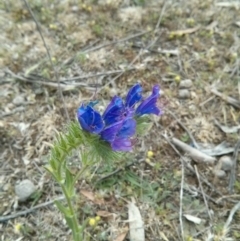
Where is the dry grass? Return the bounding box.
[0,0,240,240]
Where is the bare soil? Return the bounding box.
[0,0,240,240]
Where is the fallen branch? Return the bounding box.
[171,137,216,164]
[211,88,240,109]
[0,196,64,223]
[228,139,240,194]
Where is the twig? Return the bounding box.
[1,106,25,118]
[216,194,240,204]
[60,68,135,82]
[5,68,135,89]
[179,154,185,241]
[194,165,212,221]
[64,30,151,65]
[97,49,144,93]
[228,139,240,194]
[162,134,223,198]
[22,0,70,122]
[146,0,168,51]
[0,196,64,222]
[154,1,168,32]
[97,158,145,183]
[224,201,240,230]
[166,109,199,149]
[211,88,240,109]
[171,137,216,164]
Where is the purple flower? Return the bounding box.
[102,96,125,126]
[101,118,136,151]
[111,137,132,151]
[77,104,104,134]
[100,121,123,142]
[125,83,143,108]
[103,96,134,126]
[77,83,162,152]
[135,85,161,116]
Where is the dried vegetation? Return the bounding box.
[0,0,240,240]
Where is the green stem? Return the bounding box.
[61,184,82,241]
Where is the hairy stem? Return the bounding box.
[61,184,82,241]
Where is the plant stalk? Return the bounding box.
[61,184,82,241]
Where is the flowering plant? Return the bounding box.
[78,83,161,151]
[46,83,162,241]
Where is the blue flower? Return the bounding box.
[135,85,161,116]
[125,83,143,107]
[111,137,133,151]
[77,83,162,152]
[102,96,125,126]
[77,104,104,134]
[101,118,136,151]
[103,96,135,126]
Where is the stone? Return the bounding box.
[219,155,233,171]
[179,79,193,89]
[213,169,226,178]
[15,179,36,202]
[178,89,190,99]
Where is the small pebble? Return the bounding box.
[179,79,193,89]
[178,89,190,99]
[13,96,25,106]
[213,169,226,178]
[15,179,36,202]
[219,156,233,171]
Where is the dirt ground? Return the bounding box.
[0,0,240,240]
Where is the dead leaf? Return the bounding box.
[198,141,234,156]
[184,214,202,224]
[170,26,200,36]
[97,210,114,218]
[160,232,169,241]
[214,119,240,134]
[80,190,104,205]
[128,202,145,241]
[115,231,128,241]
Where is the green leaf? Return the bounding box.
[136,121,153,136]
[65,168,75,197]
[45,164,61,182]
[54,200,70,216]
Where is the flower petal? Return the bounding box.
[100,121,123,142]
[125,83,143,107]
[77,104,104,134]
[103,96,125,126]
[117,118,136,138]
[135,85,161,116]
[111,137,133,151]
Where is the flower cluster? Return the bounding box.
[77,83,162,151]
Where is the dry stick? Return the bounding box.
[224,201,240,230]
[22,0,70,122]
[1,106,25,118]
[60,68,135,82]
[194,165,213,221]
[146,0,168,49]
[97,48,144,94]
[162,134,223,200]
[166,109,200,149]
[99,2,167,92]
[97,158,145,183]
[228,138,240,194]
[179,154,185,241]
[171,137,216,164]
[211,88,240,109]
[0,196,64,223]
[63,30,151,66]
[5,68,135,89]
[216,194,240,204]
